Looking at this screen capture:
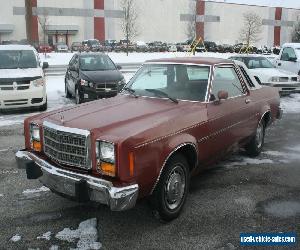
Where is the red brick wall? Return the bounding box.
[196,0,205,39]
[94,0,105,41]
[274,7,282,46]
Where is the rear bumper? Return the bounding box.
[15,150,139,211]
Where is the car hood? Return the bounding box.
[0,68,42,79]
[249,68,298,82]
[43,95,207,144]
[80,70,123,83]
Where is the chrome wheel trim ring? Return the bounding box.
[164,165,186,210]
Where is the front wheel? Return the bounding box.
[75,88,82,104]
[65,80,72,98]
[245,120,265,157]
[150,154,190,221]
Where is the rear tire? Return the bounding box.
[150,154,190,221]
[245,120,265,157]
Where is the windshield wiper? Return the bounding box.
[145,89,178,104]
[123,87,138,98]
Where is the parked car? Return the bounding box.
[168,44,177,52]
[229,55,300,95]
[148,41,168,52]
[275,43,300,76]
[65,52,125,104]
[204,41,217,52]
[71,42,84,52]
[16,57,282,221]
[135,41,149,52]
[83,39,102,52]
[187,39,205,52]
[176,42,190,52]
[55,42,68,53]
[0,45,48,110]
[38,44,53,53]
[217,44,234,53]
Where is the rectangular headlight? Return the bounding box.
[96,141,116,177]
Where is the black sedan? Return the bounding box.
[65,53,125,104]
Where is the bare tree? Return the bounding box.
[37,10,49,45]
[121,0,139,56]
[292,22,300,42]
[186,2,196,40]
[239,12,262,48]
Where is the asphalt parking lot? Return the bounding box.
[0,98,299,250]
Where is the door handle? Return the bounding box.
[245,98,251,104]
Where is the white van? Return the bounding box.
[0,45,48,111]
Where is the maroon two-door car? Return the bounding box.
[16,57,282,221]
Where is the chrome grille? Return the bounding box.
[43,124,90,169]
[0,80,30,91]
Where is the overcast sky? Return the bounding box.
[212,0,300,8]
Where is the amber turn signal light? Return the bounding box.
[98,162,116,177]
[32,140,42,152]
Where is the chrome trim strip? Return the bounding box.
[197,114,258,143]
[134,121,206,149]
[150,142,198,194]
[43,121,90,137]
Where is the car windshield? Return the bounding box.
[0,50,37,69]
[234,57,274,69]
[79,55,116,71]
[125,64,210,102]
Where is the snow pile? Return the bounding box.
[40,51,234,66]
[0,194,3,197]
[10,234,21,242]
[23,186,50,194]
[37,231,52,241]
[55,218,102,250]
[280,94,300,114]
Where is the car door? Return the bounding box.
[277,47,298,74]
[69,55,80,95]
[203,64,257,162]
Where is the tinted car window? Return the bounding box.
[211,67,244,99]
[127,64,210,102]
[281,47,297,61]
[232,57,274,69]
[79,55,116,71]
[0,50,37,69]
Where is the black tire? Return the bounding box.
[150,154,190,221]
[245,120,265,157]
[39,98,47,111]
[65,80,72,98]
[75,87,82,104]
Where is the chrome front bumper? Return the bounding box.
[15,150,139,211]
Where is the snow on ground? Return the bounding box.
[10,234,21,242]
[55,218,102,250]
[40,51,234,66]
[22,186,50,195]
[0,194,4,197]
[222,156,274,168]
[37,231,52,241]
[280,94,300,114]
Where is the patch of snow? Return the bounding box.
[0,194,3,197]
[23,186,50,194]
[49,246,59,250]
[280,94,300,114]
[286,145,300,152]
[55,218,102,250]
[223,157,273,167]
[10,234,21,242]
[263,150,286,157]
[37,231,51,241]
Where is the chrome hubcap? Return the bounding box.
[256,122,263,148]
[164,165,185,210]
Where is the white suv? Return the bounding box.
[0,45,48,111]
[275,43,300,75]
